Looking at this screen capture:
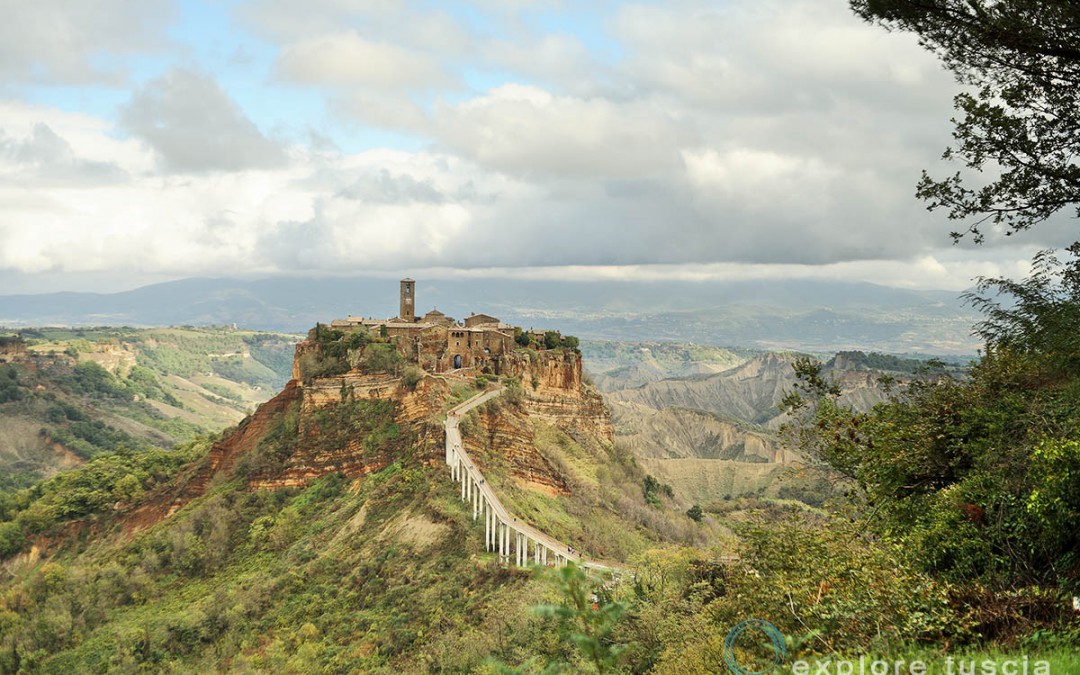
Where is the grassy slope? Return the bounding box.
[1,377,1073,672]
[0,359,738,672]
[460,396,726,563]
[0,327,299,487]
[0,408,675,673]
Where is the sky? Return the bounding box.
[0,0,1071,295]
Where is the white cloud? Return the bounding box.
[433,84,684,178]
[1,0,1070,295]
[0,0,172,84]
[277,32,451,90]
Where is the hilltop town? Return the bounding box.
[320,278,577,376]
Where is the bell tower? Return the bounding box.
[400,278,415,322]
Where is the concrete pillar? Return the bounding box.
[484,503,490,551]
[461,465,467,500]
[472,483,479,520]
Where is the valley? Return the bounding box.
[0,327,298,489]
[584,342,964,505]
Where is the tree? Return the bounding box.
[791,249,1080,591]
[851,1,1080,242]
[685,504,703,522]
[514,327,531,347]
[963,242,1080,372]
[533,565,627,673]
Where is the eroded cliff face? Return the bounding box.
[126,380,305,529]
[127,343,608,533]
[502,350,613,444]
[252,373,450,490]
[461,350,614,497]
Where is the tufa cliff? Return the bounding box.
[125,334,611,534]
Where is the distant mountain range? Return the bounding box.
[0,276,982,354]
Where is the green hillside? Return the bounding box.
[0,355,714,672]
[1,255,1078,674]
[0,327,299,489]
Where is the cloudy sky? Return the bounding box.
[0,0,1068,294]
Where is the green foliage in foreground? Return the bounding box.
[753,247,1080,669]
[788,250,1080,598]
[0,460,571,673]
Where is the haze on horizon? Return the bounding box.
[2,0,1074,297]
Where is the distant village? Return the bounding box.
[328,279,571,374]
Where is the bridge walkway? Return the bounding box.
[444,386,623,574]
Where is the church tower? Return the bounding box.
[400,278,415,322]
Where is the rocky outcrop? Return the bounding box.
[124,341,611,532]
[614,406,792,464]
[468,403,570,496]
[461,350,613,497]
[297,372,448,429]
[251,374,450,489]
[505,350,614,445]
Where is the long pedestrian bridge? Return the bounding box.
[444,387,622,574]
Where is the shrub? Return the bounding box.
[402,366,423,390]
[685,504,703,522]
[0,521,26,557]
[362,343,404,375]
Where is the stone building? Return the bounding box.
[330,279,536,374]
